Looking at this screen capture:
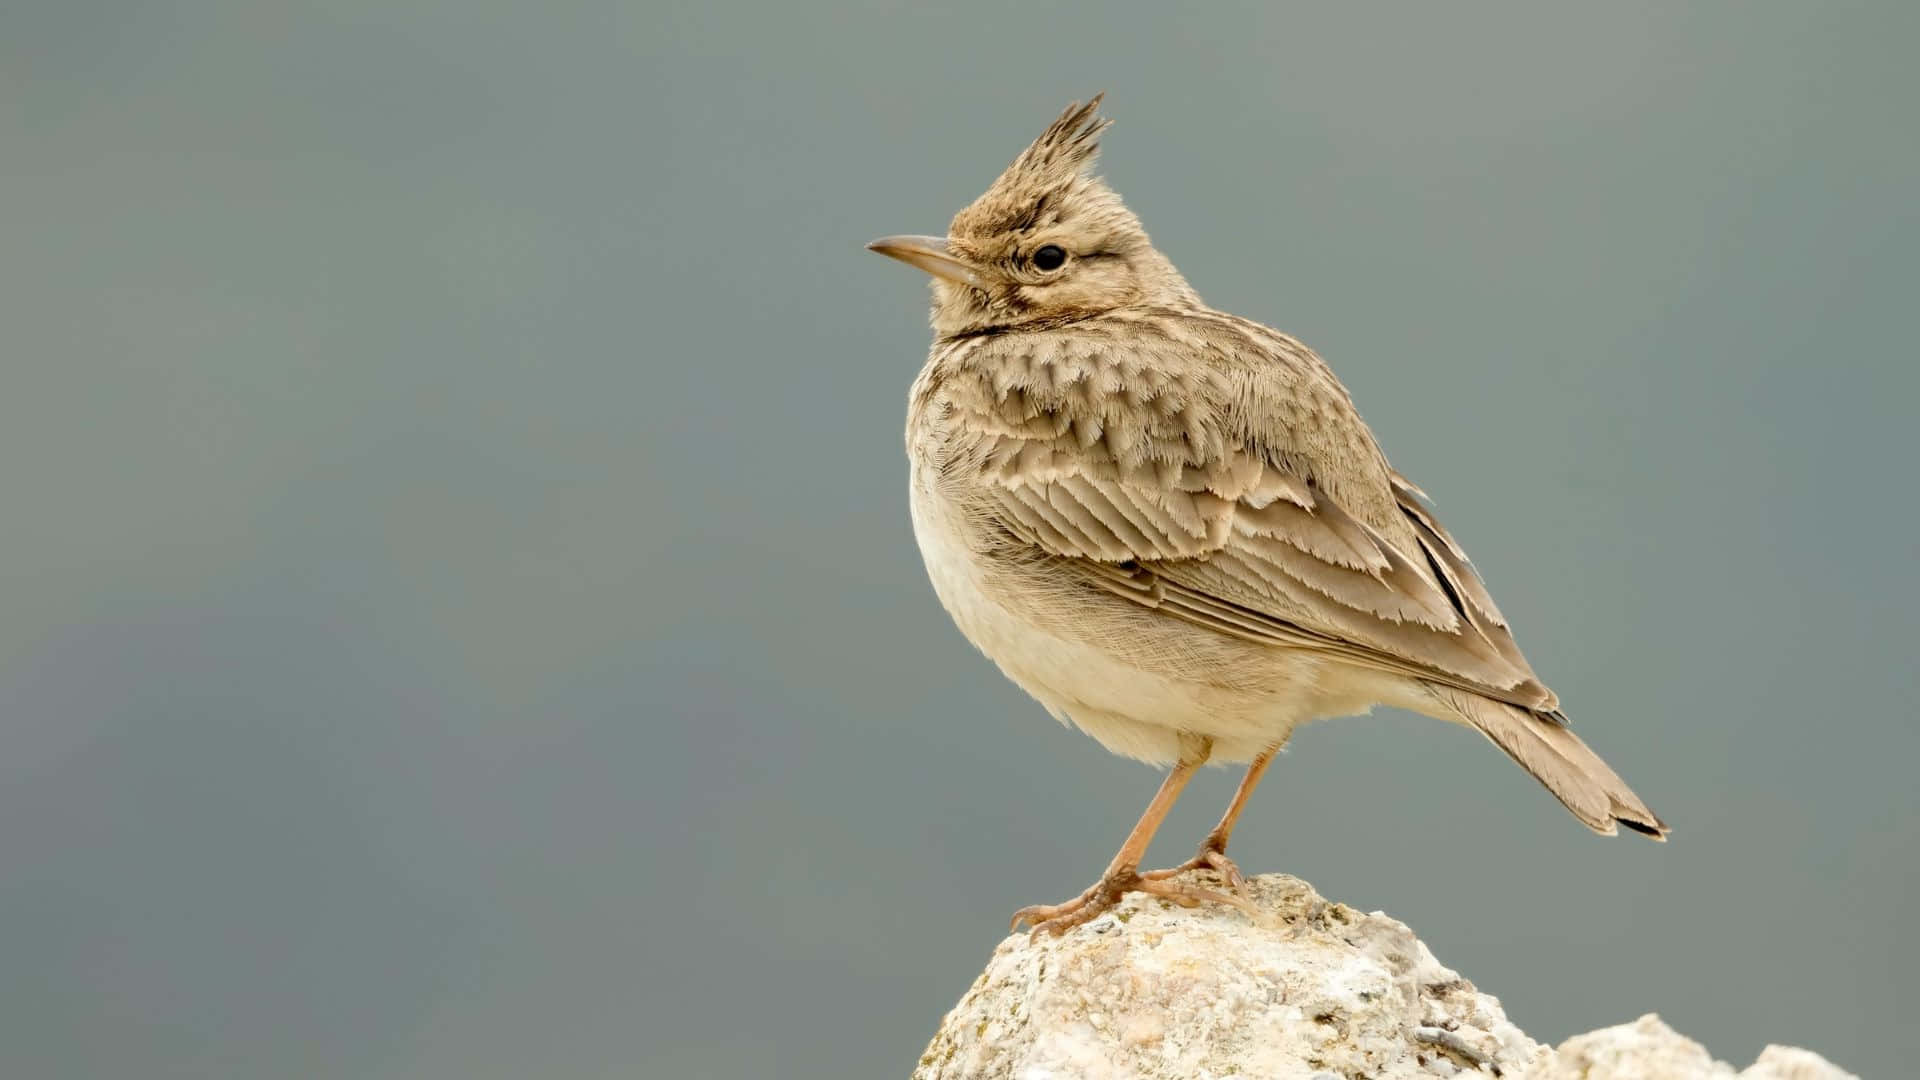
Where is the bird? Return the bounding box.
[868,95,1666,938]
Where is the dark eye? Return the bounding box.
[1031,244,1067,271]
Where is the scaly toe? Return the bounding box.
[1010,873,1137,938]
[1199,849,1247,892]
[1142,848,1247,894]
[1009,892,1092,933]
[1134,874,1263,923]
[1011,862,1265,939]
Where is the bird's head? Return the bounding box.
[869,95,1197,338]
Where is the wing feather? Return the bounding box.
[976,428,1555,710]
[931,315,1560,714]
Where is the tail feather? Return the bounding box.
[1426,684,1669,840]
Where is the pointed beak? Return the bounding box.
[865,235,987,289]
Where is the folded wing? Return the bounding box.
[984,429,1559,713]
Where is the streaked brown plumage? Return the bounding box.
[870,96,1665,936]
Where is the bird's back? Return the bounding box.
[912,305,1412,534]
[906,306,1503,758]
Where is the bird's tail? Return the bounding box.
[1425,684,1668,840]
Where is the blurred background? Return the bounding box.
[4,2,1916,1076]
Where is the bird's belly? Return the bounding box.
[908,475,1330,764]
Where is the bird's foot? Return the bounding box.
[1010,865,1261,939]
[1141,844,1246,893]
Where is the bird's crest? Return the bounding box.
[951,95,1122,240]
[1007,94,1111,183]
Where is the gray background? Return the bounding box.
[3,2,1915,1076]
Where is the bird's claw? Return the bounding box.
[1141,846,1246,894]
[1011,864,1261,939]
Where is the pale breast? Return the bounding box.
[908,461,1352,764]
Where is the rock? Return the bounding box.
[1741,1046,1861,1080]
[911,874,1855,1080]
[1535,1014,1720,1078]
[913,874,1543,1079]
[1539,1013,1856,1079]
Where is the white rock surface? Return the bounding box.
[911,874,1855,1080]
[1538,1013,1858,1080]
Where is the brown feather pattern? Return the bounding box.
[919,314,1562,712]
[894,94,1664,839]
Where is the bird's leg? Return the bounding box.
[1011,738,1260,938]
[1142,743,1280,893]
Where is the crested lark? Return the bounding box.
[870,96,1666,937]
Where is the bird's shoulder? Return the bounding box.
[908,304,1404,537]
